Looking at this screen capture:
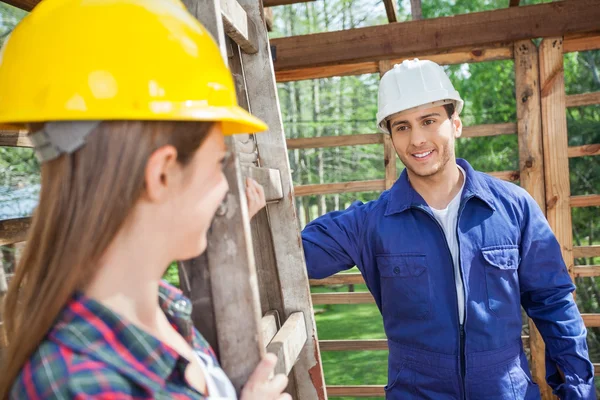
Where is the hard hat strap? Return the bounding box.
[29,121,101,163]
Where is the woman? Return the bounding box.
[0,0,283,398]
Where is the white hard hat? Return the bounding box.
[376,59,464,133]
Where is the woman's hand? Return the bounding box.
[245,177,266,220]
[240,353,291,400]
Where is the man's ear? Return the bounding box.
[144,145,179,203]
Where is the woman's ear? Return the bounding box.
[144,145,179,203]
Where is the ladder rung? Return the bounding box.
[266,312,307,376]
[242,166,283,202]
[220,0,258,54]
[261,310,280,347]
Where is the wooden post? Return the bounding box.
[379,60,398,189]
[410,0,422,20]
[514,39,555,400]
[236,0,327,397]
[383,0,398,23]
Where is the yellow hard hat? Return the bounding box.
[0,0,268,135]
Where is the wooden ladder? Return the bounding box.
[178,1,327,398]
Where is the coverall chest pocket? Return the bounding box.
[482,246,521,318]
[377,254,431,320]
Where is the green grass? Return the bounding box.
[312,280,387,400]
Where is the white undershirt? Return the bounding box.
[194,351,238,399]
[430,166,466,324]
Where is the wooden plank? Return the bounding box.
[261,311,280,347]
[570,194,600,208]
[574,265,600,278]
[242,166,284,202]
[487,170,520,182]
[220,0,258,54]
[566,91,600,108]
[568,144,600,158]
[0,218,31,246]
[540,37,575,280]
[410,0,422,20]
[264,7,273,32]
[266,312,308,376]
[311,292,375,305]
[286,134,383,150]
[309,273,365,286]
[509,0,520,6]
[383,0,398,23]
[582,314,600,327]
[294,180,386,197]
[462,123,516,138]
[1,0,37,11]
[379,60,398,190]
[326,385,384,397]
[270,1,600,72]
[262,0,315,6]
[563,32,600,54]
[0,126,31,148]
[276,46,513,82]
[595,364,600,377]
[573,245,600,259]
[514,38,552,400]
[237,0,327,397]
[319,339,388,351]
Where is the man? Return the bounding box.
[301,59,595,399]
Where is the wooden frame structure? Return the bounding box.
[1,1,600,399]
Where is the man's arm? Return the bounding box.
[518,192,596,400]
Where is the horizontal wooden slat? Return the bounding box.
[312,292,375,305]
[595,363,600,377]
[261,311,279,348]
[570,194,600,208]
[319,336,530,352]
[294,180,385,197]
[262,0,314,6]
[574,265,600,278]
[573,245,600,259]
[276,46,513,82]
[566,91,600,108]
[220,0,258,54]
[488,170,520,182]
[243,166,283,202]
[563,32,600,53]
[265,312,307,376]
[582,314,600,327]
[286,134,382,150]
[0,218,31,246]
[327,385,384,397]
[310,273,365,286]
[462,123,516,138]
[271,1,600,72]
[568,144,600,158]
[319,339,388,352]
[0,130,31,148]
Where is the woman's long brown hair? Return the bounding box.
[0,120,213,398]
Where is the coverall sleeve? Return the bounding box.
[518,193,596,400]
[301,201,367,279]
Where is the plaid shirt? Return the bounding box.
[11,281,222,399]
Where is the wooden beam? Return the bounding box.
[383,0,398,23]
[487,170,520,182]
[286,133,383,150]
[509,0,520,7]
[311,292,375,305]
[573,245,600,259]
[596,364,600,377]
[568,144,600,158]
[264,7,273,32]
[294,180,386,197]
[309,273,365,286]
[319,339,388,351]
[327,385,385,397]
[514,38,552,400]
[462,122,516,138]
[276,46,513,82]
[266,312,308,376]
[0,218,31,246]
[582,314,600,327]
[261,311,280,348]
[242,166,283,202]
[270,1,600,72]
[566,91,600,108]
[570,194,600,208]
[574,265,600,278]
[410,0,422,20]
[540,37,575,283]
[563,31,600,53]
[220,0,258,54]
[1,0,37,11]
[262,0,315,6]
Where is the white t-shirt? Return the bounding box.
[430,166,466,324]
[194,351,238,399]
